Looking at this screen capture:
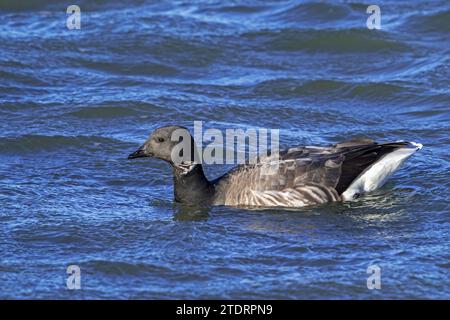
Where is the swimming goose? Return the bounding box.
[128,125,422,208]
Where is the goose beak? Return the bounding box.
[128,146,150,160]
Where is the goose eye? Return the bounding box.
[157,137,165,143]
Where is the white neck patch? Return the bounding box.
[175,161,196,175]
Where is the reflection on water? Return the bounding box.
[172,203,211,222]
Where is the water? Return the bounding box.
[0,0,449,299]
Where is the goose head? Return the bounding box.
[128,125,197,166]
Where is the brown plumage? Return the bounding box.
[128,126,422,208]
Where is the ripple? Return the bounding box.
[70,106,141,118]
[405,8,450,34]
[252,78,408,102]
[79,59,179,77]
[243,28,410,53]
[268,2,353,26]
[0,135,124,154]
[0,0,449,300]
[86,260,172,276]
[85,259,210,282]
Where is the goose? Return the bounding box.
[128,125,422,208]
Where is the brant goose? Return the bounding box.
[128,126,422,208]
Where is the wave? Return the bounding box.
[0,0,141,11]
[86,260,173,276]
[242,28,410,53]
[211,4,269,14]
[0,0,57,11]
[252,78,407,101]
[86,260,209,281]
[268,2,352,25]
[69,106,140,118]
[67,101,168,119]
[404,8,450,34]
[14,229,88,245]
[0,135,125,154]
[78,59,179,77]
[0,70,48,86]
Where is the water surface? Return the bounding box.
[0,0,449,299]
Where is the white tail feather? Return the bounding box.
[341,142,422,200]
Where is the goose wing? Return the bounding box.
[212,139,418,207]
[212,145,348,206]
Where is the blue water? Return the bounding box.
[0,0,449,299]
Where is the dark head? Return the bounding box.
[128,125,197,165]
[128,125,213,205]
